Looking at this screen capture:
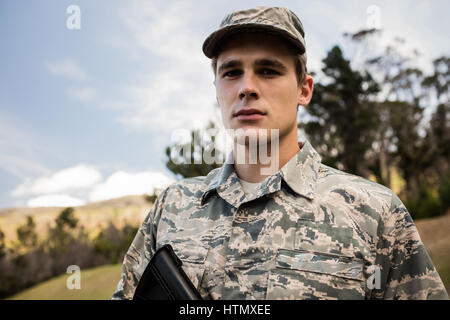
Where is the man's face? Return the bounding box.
[214,32,311,143]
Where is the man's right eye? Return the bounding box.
[223,70,242,78]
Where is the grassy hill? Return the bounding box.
[8,264,122,300]
[415,210,450,295]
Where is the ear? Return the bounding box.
[297,75,314,106]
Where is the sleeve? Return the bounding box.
[374,193,449,300]
[110,186,171,300]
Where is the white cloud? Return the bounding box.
[46,59,89,81]
[88,170,173,202]
[0,154,51,181]
[116,68,215,132]
[27,194,86,208]
[0,111,53,179]
[68,86,95,102]
[293,0,450,77]
[11,165,102,197]
[108,0,217,133]
[9,161,174,207]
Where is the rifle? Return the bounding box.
[133,244,203,300]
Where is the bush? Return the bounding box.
[406,185,443,220]
[0,228,5,259]
[438,175,450,211]
[93,222,138,264]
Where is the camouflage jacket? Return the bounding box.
[111,140,448,300]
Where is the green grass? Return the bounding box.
[415,210,450,296]
[7,264,122,300]
[429,255,450,296]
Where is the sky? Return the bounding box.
[0,0,449,209]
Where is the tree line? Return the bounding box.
[0,207,139,299]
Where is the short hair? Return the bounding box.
[211,52,308,85]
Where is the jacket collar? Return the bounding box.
[201,140,322,207]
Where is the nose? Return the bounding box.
[238,72,259,100]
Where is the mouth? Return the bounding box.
[233,108,266,121]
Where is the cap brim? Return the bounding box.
[202,23,305,58]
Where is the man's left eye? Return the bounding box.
[260,69,279,76]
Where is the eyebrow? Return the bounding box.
[255,59,288,71]
[217,58,288,75]
[217,60,242,75]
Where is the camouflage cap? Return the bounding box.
[202,6,306,58]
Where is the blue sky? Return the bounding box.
[1,0,449,208]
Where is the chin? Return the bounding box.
[231,127,277,145]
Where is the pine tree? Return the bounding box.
[16,216,38,249]
[165,121,223,179]
[300,45,380,177]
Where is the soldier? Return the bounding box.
[112,6,449,300]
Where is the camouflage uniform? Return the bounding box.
[111,140,449,300]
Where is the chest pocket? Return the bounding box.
[174,248,208,291]
[266,249,365,300]
[266,219,366,300]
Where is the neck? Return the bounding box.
[233,129,300,183]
